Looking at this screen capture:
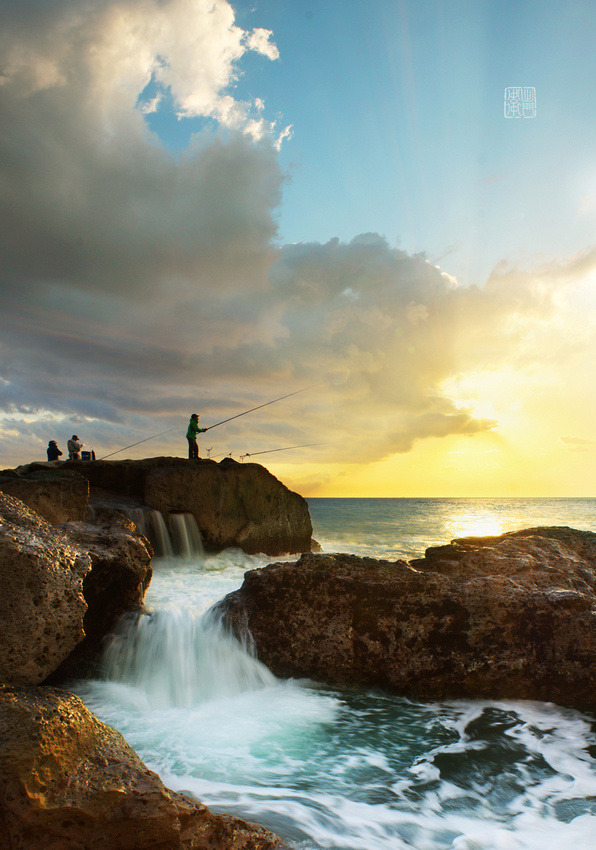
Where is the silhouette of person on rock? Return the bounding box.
[186,414,206,459]
[47,440,63,461]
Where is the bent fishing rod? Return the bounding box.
[99,385,315,460]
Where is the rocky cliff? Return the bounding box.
[0,492,91,686]
[143,459,311,555]
[0,466,88,524]
[3,457,313,556]
[221,527,596,708]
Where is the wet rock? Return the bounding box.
[0,489,153,684]
[0,493,90,686]
[87,488,150,524]
[221,528,596,707]
[0,466,88,524]
[0,684,287,850]
[144,459,312,555]
[50,515,153,680]
[43,456,313,556]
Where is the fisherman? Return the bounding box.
[98,387,312,460]
[47,440,63,461]
[186,414,206,459]
[67,435,83,460]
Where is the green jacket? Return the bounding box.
[186,418,200,440]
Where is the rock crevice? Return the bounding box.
[0,485,289,847]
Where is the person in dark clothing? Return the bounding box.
[47,440,63,461]
[186,414,206,458]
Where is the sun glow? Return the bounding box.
[444,513,504,540]
[440,368,534,427]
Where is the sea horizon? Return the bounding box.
[306,495,596,562]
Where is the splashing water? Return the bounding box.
[72,501,596,850]
[100,606,274,709]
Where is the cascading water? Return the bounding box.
[127,508,174,557]
[101,606,274,709]
[126,508,204,558]
[71,502,596,850]
[169,512,205,558]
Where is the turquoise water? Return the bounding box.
[72,499,596,849]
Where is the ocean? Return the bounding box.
[72,498,596,850]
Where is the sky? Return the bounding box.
[2,0,596,497]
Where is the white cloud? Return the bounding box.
[0,0,281,132]
[245,28,280,61]
[406,302,429,326]
[1,0,595,472]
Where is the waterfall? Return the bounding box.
[169,513,205,558]
[126,508,204,558]
[101,606,276,708]
[128,508,174,557]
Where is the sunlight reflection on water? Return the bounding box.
[307,497,596,561]
[444,513,504,540]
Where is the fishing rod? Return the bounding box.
[240,442,324,461]
[98,385,315,460]
[98,428,178,460]
[202,385,316,432]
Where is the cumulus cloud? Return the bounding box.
[1,0,594,473]
[0,0,286,457]
[0,0,279,123]
[0,0,284,298]
[213,237,596,465]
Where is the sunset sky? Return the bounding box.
[2,0,596,496]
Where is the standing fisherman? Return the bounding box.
[67,435,83,460]
[186,414,206,459]
[98,387,314,460]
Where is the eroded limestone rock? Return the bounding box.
[10,457,313,556]
[0,466,88,524]
[221,527,596,707]
[144,459,312,555]
[0,684,286,850]
[0,490,153,684]
[36,456,312,555]
[51,515,153,679]
[0,493,90,686]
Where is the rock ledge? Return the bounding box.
[221,526,596,707]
